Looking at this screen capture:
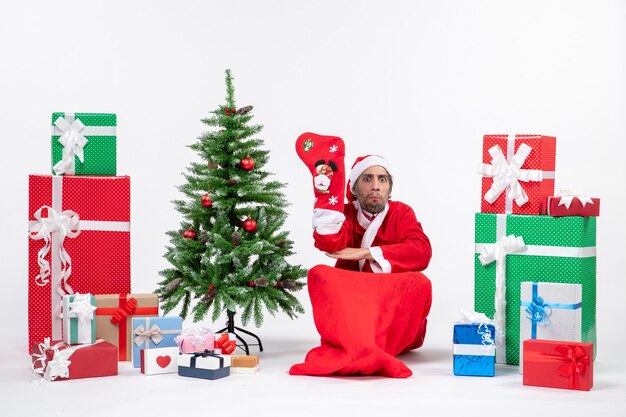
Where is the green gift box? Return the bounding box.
[51,112,117,175]
[474,213,596,365]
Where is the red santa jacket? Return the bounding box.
[313,200,432,273]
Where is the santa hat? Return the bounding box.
[346,155,393,200]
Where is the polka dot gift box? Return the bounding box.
[473,213,596,365]
[28,175,131,353]
[51,112,116,176]
[478,134,556,215]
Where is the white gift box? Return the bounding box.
[519,281,582,372]
[140,346,179,375]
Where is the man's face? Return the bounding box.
[354,165,391,213]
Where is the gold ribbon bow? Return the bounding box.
[133,324,164,347]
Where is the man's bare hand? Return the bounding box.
[325,247,373,261]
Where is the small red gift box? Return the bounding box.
[28,175,131,353]
[545,194,600,217]
[478,134,556,215]
[31,339,118,381]
[523,339,593,391]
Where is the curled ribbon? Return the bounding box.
[478,144,543,208]
[524,295,552,326]
[478,234,526,361]
[52,116,89,175]
[31,338,73,382]
[134,324,164,347]
[67,293,97,322]
[28,206,80,294]
[557,190,595,209]
[110,297,138,324]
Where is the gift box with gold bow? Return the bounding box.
[522,339,593,391]
[31,338,118,382]
[28,175,131,353]
[95,294,159,361]
[132,316,183,368]
[51,112,117,176]
[478,134,556,215]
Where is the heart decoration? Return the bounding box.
[156,355,171,369]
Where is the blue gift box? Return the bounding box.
[131,316,183,368]
[453,323,496,377]
[178,351,230,380]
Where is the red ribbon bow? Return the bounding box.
[555,344,589,389]
[214,333,236,354]
[110,297,137,324]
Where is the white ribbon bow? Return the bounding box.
[557,189,595,209]
[32,338,73,382]
[67,293,96,322]
[52,116,89,175]
[478,144,543,207]
[134,324,164,346]
[28,206,80,293]
[478,234,526,362]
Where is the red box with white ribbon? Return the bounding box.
[479,134,556,215]
[28,175,131,353]
[544,194,600,217]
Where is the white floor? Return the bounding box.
[2,334,625,416]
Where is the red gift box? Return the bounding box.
[479,134,556,215]
[545,195,600,217]
[28,175,131,353]
[523,339,593,391]
[31,339,118,381]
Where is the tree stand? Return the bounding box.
[216,310,264,355]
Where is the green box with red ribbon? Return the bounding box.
[474,212,596,365]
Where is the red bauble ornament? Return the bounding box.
[242,218,257,233]
[240,156,255,171]
[227,179,237,185]
[209,284,214,290]
[201,194,213,207]
[248,281,255,287]
[275,281,283,288]
[183,228,197,240]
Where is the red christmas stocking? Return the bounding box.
[295,132,346,234]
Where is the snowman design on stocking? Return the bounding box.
[296,132,346,234]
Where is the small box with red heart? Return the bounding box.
[140,346,179,375]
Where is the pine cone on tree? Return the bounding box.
[254,277,269,287]
[165,277,182,292]
[208,161,219,169]
[201,287,217,303]
[232,231,241,246]
[281,280,297,290]
[237,105,253,115]
[200,231,209,244]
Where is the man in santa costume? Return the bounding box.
[290,132,433,378]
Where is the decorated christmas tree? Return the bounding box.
[156,69,306,328]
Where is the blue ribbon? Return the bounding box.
[521,282,582,339]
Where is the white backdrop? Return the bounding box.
[1,0,625,412]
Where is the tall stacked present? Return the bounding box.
[473,134,598,366]
[28,112,130,353]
